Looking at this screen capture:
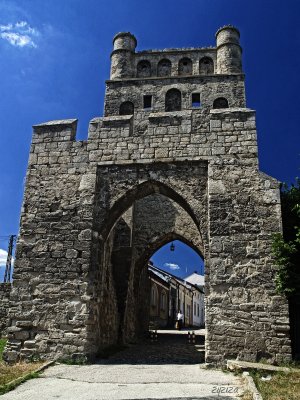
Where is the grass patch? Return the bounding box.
[0,338,44,394]
[0,338,6,361]
[251,369,300,400]
[242,390,254,400]
[0,370,40,395]
[0,361,43,386]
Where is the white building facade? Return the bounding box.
[185,272,205,327]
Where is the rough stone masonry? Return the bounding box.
[0,283,11,336]
[3,26,292,365]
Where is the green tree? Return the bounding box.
[272,179,300,296]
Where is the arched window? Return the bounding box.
[199,57,214,75]
[165,88,181,112]
[178,57,192,75]
[157,59,171,77]
[213,97,229,109]
[119,101,134,115]
[137,60,151,78]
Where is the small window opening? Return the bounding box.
[144,95,152,110]
[199,57,214,75]
[165,88,181,112]
[213,97,229,109]
[137,60,151,78]
[178,57,192,75]
[192,93,201,108]
[157,59,171,77]
[119,101,134,115]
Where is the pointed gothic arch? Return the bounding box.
[99,179,202,243]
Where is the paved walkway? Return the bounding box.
[2,335,245,399]
[156,328,206,336]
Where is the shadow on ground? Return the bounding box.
[96,332,205,365]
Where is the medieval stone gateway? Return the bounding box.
[3,26,292,365]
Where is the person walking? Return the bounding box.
[176,310,184,330]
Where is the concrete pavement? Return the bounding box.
[1,363,244,399]
[1,335,245,399]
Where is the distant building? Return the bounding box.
[149,267,169,328]
[148,264,204,328]
[185,272,205,327]
[185,272,205,290]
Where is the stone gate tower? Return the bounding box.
[4,26,292,365]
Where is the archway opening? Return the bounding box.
[93,175,208,363]
[148,240,205,331]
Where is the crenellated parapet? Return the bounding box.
[109,26,242,80]
[106,26,245,121]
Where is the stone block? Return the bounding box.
[23,340,36,349]
[210,120,222,129]
[66,249,78,259]
[16,321,33,328]
[14,330,30,340]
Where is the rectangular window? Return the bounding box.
[197,304,200,317]
[192,93,201,108]
[194,303,196,315]
[144,95,152,109]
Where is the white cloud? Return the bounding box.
[164,262,180,270]
[0,249,8,267]
[1,32,35,47]
[0,23,12,31]
[0,21,39,48]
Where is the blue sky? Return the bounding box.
[151,241,204,279]
[0,0,299,278]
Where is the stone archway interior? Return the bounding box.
[99,191,204,346]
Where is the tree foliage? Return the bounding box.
[272,178,300,296]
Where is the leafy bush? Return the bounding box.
[272,179,300,296]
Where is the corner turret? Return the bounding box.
[110,32,137,79]
[216,25,242,74]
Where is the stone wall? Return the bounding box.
[0,283,11,336]
[3,27,292,365]
[104,75,246,117]
[132,194,203,257]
